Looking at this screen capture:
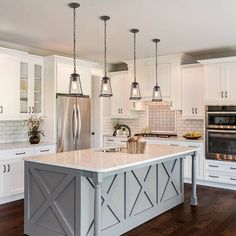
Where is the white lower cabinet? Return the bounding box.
[0,158,24,198]
[0,144,56,204]
[205,160,236,186]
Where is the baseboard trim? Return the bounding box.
[184,178,236,191]
[0,193,24,205]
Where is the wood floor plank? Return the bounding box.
[0,184,235,236]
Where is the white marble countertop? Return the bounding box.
[104,134,204,143]
[0,142,55,150]
[24,144,198,173]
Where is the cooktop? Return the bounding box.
[134,133,177,138]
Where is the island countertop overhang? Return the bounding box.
[24,144,199,173]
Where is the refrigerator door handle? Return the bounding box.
[72,104,78,144]
[77,104,82,145]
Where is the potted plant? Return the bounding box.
[27,116,44,144]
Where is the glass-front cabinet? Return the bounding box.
[19,57,44,118]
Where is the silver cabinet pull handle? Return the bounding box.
[0,106,3,113]
[121,108,122,114]
[107,139,114,142]
[192,108,194,114]
[209,165,219,168]
[118,108,120,114]
[230,167,236,170]
[221,91,224,98]
[195,108,197,114]
[3,165,6,173]
[209,175,219,178]
[225,91,228,98]
[171,144,179,146]
[40,149,49,152]
[32,106,34,113]
[7,164,10,172]
[133,102,136,109]
[16,152,26,155]
[230,178,236,181]
[29,106,31,113]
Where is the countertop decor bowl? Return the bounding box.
[183,132,201,140]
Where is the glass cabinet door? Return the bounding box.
[34,64,42,114]
[20,62,29,114]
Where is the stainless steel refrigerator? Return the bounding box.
[56,94,91,152]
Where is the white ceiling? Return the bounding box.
[1,0,236,63]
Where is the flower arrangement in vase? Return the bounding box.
[27,116,44,144]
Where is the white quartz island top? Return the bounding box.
[24,144,198,173]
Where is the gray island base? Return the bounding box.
[24,144,198,236]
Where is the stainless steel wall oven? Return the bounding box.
[206,106,236,161]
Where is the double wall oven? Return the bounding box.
[206,106,236,161]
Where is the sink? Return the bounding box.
[96,147,122,153]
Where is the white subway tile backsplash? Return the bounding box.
[0,120,28,143]
[103,104,204,137]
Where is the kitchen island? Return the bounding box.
[24,144,198,236]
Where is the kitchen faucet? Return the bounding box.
[113,124,131,137]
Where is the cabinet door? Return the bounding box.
[0,54,20,119]
[0,159,24,197]
[182,68,196,118]
[195,67,204,118]
[110,71,132,118]
[110,73,124,117]
[204,64,222,103]
[227,62,236,102]
[33,63,44,115]
[19,61,30,116]
[158,63,171,98]
[170,63,181,110]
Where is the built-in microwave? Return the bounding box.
[205,106,236,161]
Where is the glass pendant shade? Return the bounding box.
[69,73,83,95]
[152,85,162,102]
[130,81,141,100]
[100,76,113,97]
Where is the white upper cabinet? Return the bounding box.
[56,57,93,96]
[125,54,195,110]
[0,54,20,119]
[0,48,44,120]
[199,57,236,104]
[109,71,136,118]
[127,63,170,99]
[181,65,204,119]
[19,56,44,118]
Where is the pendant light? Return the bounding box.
[152,38,162,102]
[68,2,83,95]
[99,16,113,97]
[130,29,141,100]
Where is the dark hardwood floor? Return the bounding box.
[0,184,235,236]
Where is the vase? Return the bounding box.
[29,135,40,144]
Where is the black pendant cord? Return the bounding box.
[155,41,158,86]
[134,31,136,83]
[104,19,107,77]
[73,6,77,74]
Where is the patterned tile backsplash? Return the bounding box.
[148,104,176,132]
[0,120,28,143]
[103,104,204,137]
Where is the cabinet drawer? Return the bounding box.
[205,172,236,185]
[9,147,34,159]
[206,161,236,174]
[34,145,56,155]
[0,150,11,159]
